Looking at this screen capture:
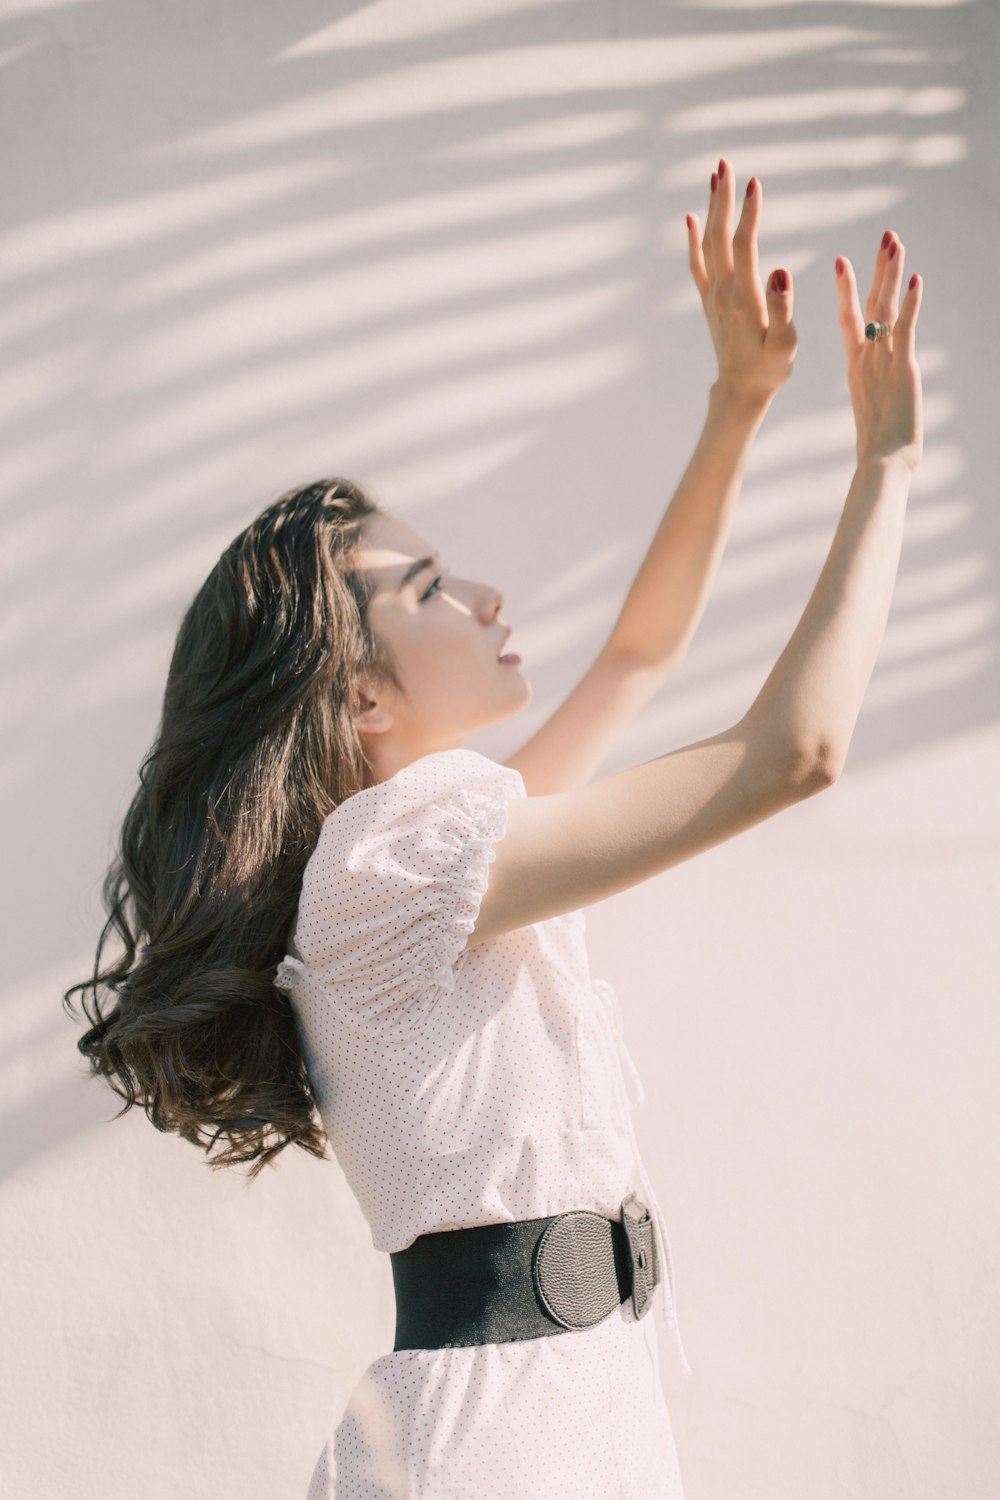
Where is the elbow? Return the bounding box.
[791,735,843,793]
[741,713,843,797]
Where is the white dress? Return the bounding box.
[274,748,692,1500]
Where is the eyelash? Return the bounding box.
[420,573,444,601]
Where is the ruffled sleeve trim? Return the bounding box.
[358,776,523,1041]
[296,752,525,1044]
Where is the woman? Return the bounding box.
[66,158,923,1498]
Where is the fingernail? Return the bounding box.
[685,213,693,230]
[835,257,844,277]
[711,172,718,193]
[746,177,756,197]
[881,230,892,251]
[771,269,788,293]
[909,273,919,291]
[718,159,726,179]
[888,241,897,260]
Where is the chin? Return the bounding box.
[500,675,532,713]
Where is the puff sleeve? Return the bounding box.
[292,748,526,1041]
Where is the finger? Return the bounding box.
[835,255,866,356]
[686,212,710,298]
[702,166,717,281]
[892,270,923,359]
[866,229,896,322]
[712,156,735,279]
[875,237,905,329]
[733,175,763,306]
[766,266,795,340]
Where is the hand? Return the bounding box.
[686,157,798,408]
[834,231,924,473]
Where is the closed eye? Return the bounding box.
[420,573,445,601]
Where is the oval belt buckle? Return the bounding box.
[620,1191,660,1320]
[531,1210,623,1331]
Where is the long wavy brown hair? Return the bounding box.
[63,476,406,1180]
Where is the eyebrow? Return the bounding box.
[395,554,440,594]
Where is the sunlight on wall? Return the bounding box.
[280,0,581,55]
[119,161,643,308]
[150,29,873,152]
[439,108,642,159]
[110,278,635,394]
[671,84,966,128]
[0,160,348,282]
[662,132,966,182]
[676,0,971,9]
[0,0,97,18]
[374,431,537,514]
[525,540,632,612]
[100,334,638,471]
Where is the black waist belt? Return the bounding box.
[389,1192,660,1351]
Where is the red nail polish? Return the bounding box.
[881,230,892,251]
[772,269,787,293]
[718,159,726,179]
[909,273,918,291]
[746,177,756,197]
[888,241,897,260]
[686,214,692,230]
[711,172,718,193]
[835,257,844,277]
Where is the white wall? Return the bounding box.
[2,2,997,1497]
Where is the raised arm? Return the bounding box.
[605,158,798,672]
[467,226,924,949]
[742,232,923,776]
[502,160,799,797]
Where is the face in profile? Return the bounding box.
[352,511,530,772]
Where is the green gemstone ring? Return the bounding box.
[864,321,892,341]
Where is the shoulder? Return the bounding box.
[289,750,529,1034]
[302,749,524,890]
[370,748,525,809]
[325,748,524,836]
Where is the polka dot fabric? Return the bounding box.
[307,1299,684,1499]
[275,748,689,1498]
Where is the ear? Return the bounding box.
[350,677,394,735]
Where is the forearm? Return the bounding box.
[606,381,771,669]
[742,455,913,774]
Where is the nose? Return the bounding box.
[481,583,503,621]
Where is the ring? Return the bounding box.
[864,321,892,342]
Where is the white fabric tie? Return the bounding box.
[591,980,694,1377]
[274,955,306,992]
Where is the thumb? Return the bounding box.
[767,267,795,335]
